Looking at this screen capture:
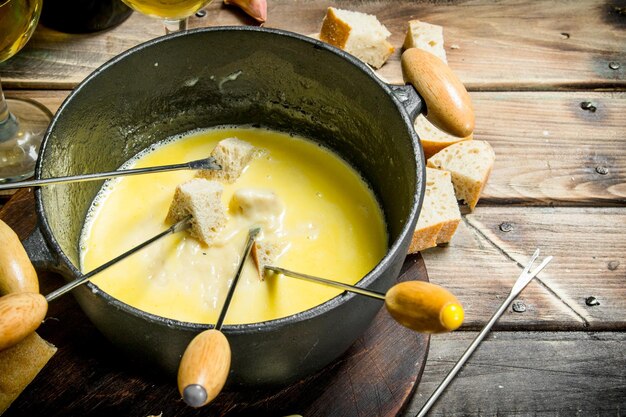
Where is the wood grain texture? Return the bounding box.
[474,91,626,205]
[0,0,624,89]
[403,331,626,416]
[465,207,626,329]
[5,89,626,206]
[421,211,585,331]
[402,48,475,137]
[0,192,430,417]
[425,206,626,330]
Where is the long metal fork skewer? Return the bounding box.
[416,249,553,417]
[45,216,192,302]
[0,157,220,190]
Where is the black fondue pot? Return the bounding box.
[23,27,472,386]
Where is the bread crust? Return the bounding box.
[320,7,351,48]
[318,7,394,69]
[426,140,495,211]
[0,332,56,414]
[408,223,443,253]
[415,115,473,159]
[409,168,461,253]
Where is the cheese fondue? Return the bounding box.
[80,127,387,324]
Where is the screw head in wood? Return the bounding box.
[609,62,620,70]
[511,300,526,313]
[580,101,597,112]
[595,166,609,175]
[195,9,207,17]
[585,296,600,307]
[499,222,513,232]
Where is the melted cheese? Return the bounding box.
[80,127,387,324]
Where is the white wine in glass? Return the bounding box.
[0,0,52,183]
[121,0,214,33]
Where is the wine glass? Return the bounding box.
[0,0,52,183]
[120,0,214,33]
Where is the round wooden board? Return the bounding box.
[1,189,430,417]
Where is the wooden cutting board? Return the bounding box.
[0,189,430,417]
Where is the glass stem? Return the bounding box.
[163,18,187,34]
[0,78,19,143]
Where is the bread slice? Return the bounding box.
[166,178,227,245]
[197,137,256,184]
[409,168,461,253]
[403,20,447,63]
[0,332,57,414]
[319,7,394,69]
[415,114,473,159]
[427,140,496,211]
[251,240,285,280]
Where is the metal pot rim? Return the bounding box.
[34,26,424,334]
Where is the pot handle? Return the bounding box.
[401,48,475,138]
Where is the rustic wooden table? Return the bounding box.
[1,0,625,415]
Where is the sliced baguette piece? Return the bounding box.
[319,7,394,69]
[409,168,461,253]
[0,332,57,414]
[415,114,473,159]
[427,140,496,211]
[403,20,447,63]
[197,137,256,184]
[166,178,227,245]
[251,240,285,280]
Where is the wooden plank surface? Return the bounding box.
[425,207,626,331]
[4,90,626,206]
[403,331,626,416]
[465,207,626,329]
[475,91,626,206]
[422,213,585,331]
[1,0,624,90]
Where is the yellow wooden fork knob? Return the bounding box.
[385,281,464,333]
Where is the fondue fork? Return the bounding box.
[264,266,464,334]
[0,216,192,352]
[416,249,552,417]
[177,227,260,408]
[0,157,220,190]
[45,216,192,302]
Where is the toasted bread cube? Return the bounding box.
[403,20,447,63]
[166,178,226,245]
[320,7,394,69]
[415,115,473,159]
[197,137,256,184]
[251,240,285,280]
[0,332,57,414]
[427,140,496,211]
[409,168,461,253]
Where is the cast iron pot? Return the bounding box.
[23,27,472,386]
